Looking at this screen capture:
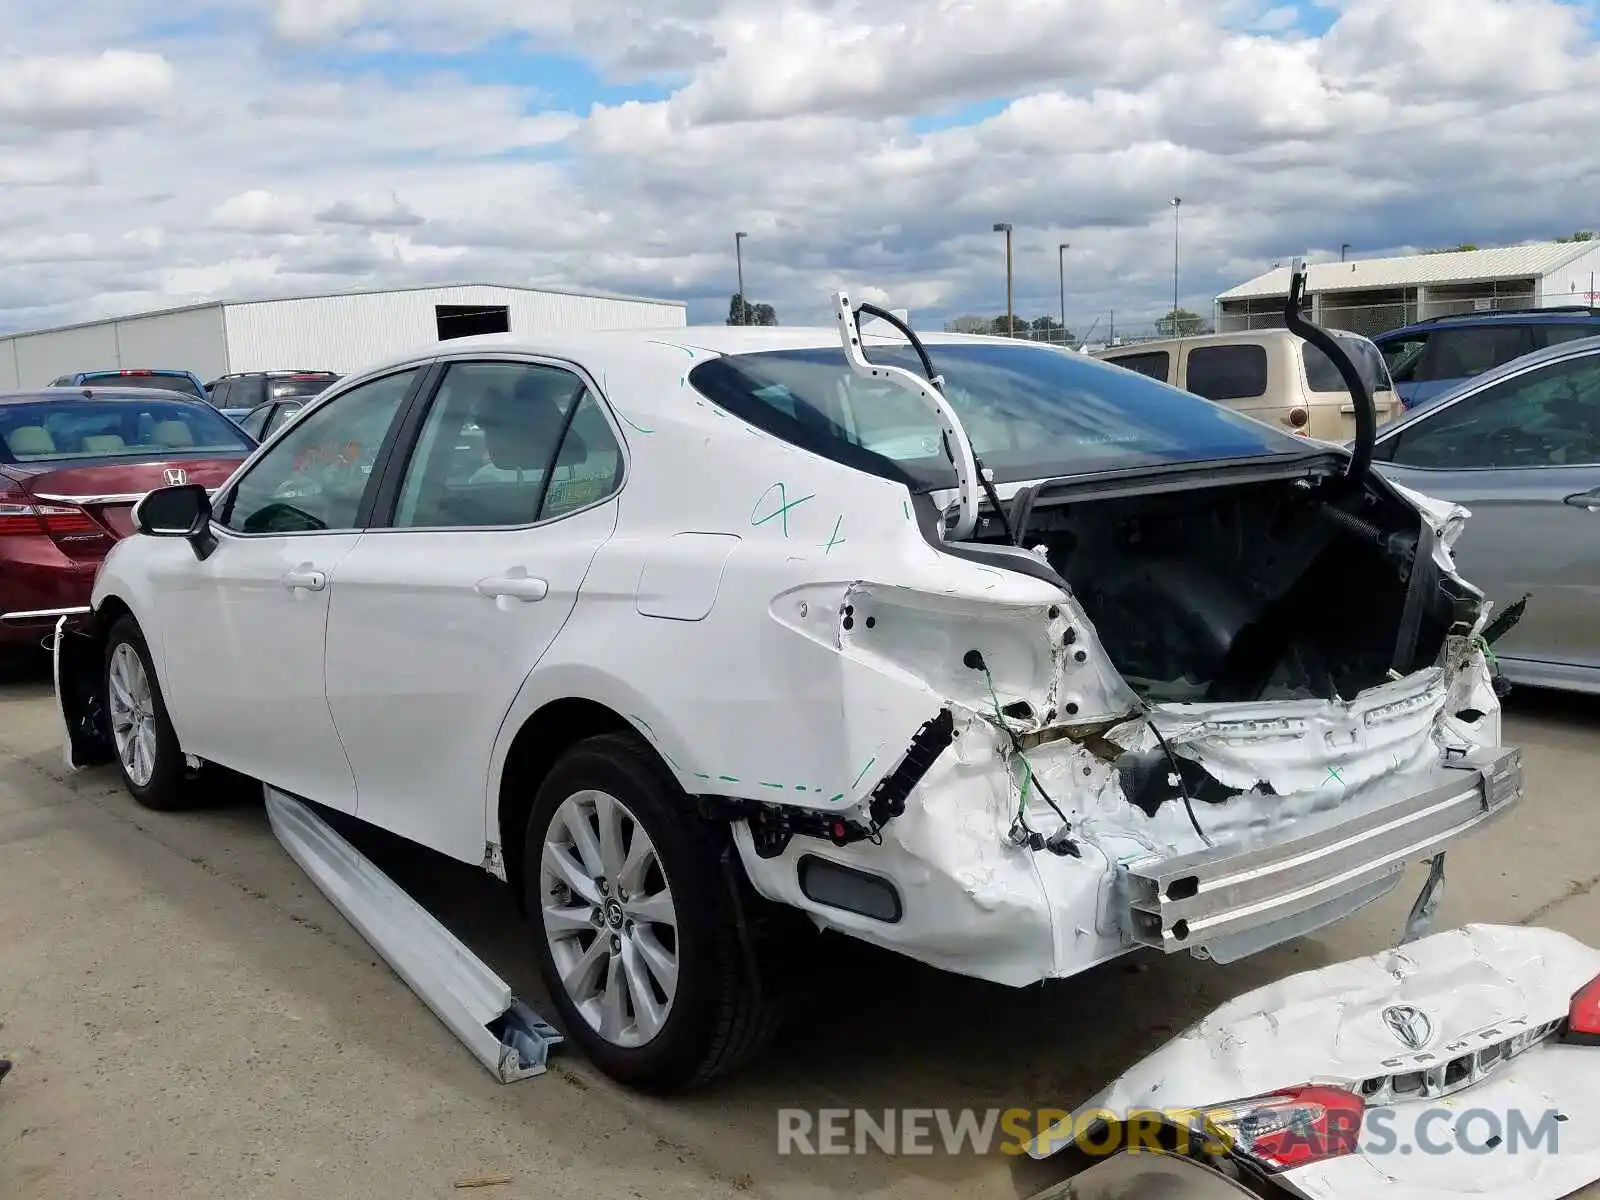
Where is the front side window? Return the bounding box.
[687,342,1310,490]
[1383,353,1600,469]
[219,368,419,534]
[1381,333,1429,383]
[0,398,254,463]
[1184,345,1268,401]
[390,360,620,529]
[236,404,271,440]
[264,402,304,437]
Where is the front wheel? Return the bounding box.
[104,617,196,811]
[524,733,783,1091]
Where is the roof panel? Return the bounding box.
[1218,241,1596,301]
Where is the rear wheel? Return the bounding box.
[523,733,784,1090]
[104,616,196,811]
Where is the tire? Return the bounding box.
[103,616,196,811]
[523,733,784,1091]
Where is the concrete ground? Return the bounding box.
[3,649,1599,1200]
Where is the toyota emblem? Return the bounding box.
[163,467,188,486]
[1381,1004,1434,1051]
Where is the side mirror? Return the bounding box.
[133,484,217,560]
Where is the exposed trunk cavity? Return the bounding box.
[986,474,1473,705]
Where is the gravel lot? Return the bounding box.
[3,651,1598,1200]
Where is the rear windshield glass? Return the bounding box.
[0,398,254,462]
[269,377,336,400]
[79,372,204,399]
[1303,336,1395,394]
[687,342,1310,490]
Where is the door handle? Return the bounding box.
[476,573,549,602]
[282,566,327,591]
[1564,490,1600,513]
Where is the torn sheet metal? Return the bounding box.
[264,787,562,1082]
[1030,924,1600,1200]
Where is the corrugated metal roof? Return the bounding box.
[0,281,684,342]
[1218,242,1597,301]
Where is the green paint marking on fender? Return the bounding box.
[759,781,785,790]
[794,784,808,792]
[647,339,696,357]
[694,772,712,780]
[750,482,815,537]
[718,774,741,783]
[823,515,846,555]
[828,793,845,804]
[851,756,877,788]
[616,410,655,435]
[628,713,656,739]
[903,500,911,520]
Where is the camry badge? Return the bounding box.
[1382,1004,1434,1050]
[163,468,188,486]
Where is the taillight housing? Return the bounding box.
[1203,1084,1363,1172]
[1287,406,1310,429]
[1560,972,1600,1046]
[0,499,108,543]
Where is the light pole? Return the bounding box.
[734,230,748,324]
[994,223,1014,336]
[1341,243,1351,262]
[1058,242,1070,347]
[1169,198,1181,334]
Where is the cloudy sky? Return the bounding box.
[3,0,1598,336]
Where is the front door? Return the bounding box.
[1376,349,1600,678]
[323,357,626,863]
[157,366,426,810]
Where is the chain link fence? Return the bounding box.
[1220,290,1548,339]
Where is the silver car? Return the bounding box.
[1372,334,1600,694]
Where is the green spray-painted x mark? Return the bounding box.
[750,482,815,537]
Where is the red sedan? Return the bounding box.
[0,387,255,650]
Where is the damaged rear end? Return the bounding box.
[741,283,1526,987]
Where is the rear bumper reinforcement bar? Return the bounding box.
[1119,745,1523,956]
[264,787,563,1082]
[1,605,92,625]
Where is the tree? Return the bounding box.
[1155,308,1209,337]
[1556,231,1595,243]
[726,293,779,326]
[1422,243,1479,254]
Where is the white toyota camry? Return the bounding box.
[52,290,1534,1108]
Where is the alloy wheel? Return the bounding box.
[539,789,680,1048]
[107,642,159,789]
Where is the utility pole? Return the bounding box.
[734,231,748,324]
[1058,242,1070,347]
[994,223,1014,335]
[1170,198,1181,333]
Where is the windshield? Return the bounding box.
[0,398,254,463]
[1303,335,1394,394]
[78,372,205,400]
[688,342,1312,489]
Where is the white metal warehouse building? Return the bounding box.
[0,282,688,390]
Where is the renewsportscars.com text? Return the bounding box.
[776,1106,1564,1158]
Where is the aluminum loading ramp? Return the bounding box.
[264,787,563,1082]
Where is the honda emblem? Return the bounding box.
[163,467,188,486]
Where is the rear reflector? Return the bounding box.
[1562,972,1600,1046]
[1203,1084,1363,1172]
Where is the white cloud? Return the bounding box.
[1,1,1599,339]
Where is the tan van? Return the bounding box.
[1096,329,1398,442]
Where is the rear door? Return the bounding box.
[1375,347,1600,681]
[322,356,626,863]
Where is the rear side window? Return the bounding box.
[0,398,253,462]
[1303,336,1394,394]
[1103,351,1170,382]
[1531,324,1600,350]
[1418,326,1533,382]
[1184,345,1268,401]
[270,377,337,400]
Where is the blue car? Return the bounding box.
[1373,307,1600,412]
[49,369,211,405]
